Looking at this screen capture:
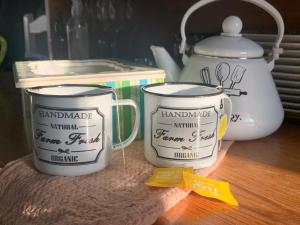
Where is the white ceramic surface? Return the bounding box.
[150,0,285,140]
[142,83,232,169]
[27,84,140,176]
[178,56,284,140]
[193,16,264,58]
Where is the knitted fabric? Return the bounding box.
[0,140,232,225]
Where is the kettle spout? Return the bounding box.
[150,45,181,82]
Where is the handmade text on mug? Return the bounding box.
[33,104,104,165]
[151,106,218,160]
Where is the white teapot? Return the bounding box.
[150,0,284,140]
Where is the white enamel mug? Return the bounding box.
[27,84,140,176]
[142,83,232,169]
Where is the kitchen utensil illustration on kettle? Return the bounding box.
[221,64,248,97]
[215,62,230,86]
[229,65,246,89]
[200,67,211,84]
[150,0,285,141]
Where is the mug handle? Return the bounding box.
[112,99,140,150]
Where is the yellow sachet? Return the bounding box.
[145,167,193,188]
[183,171,238,206]
[218,115,228,140]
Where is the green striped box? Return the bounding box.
[97,78,164,141]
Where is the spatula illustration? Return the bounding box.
[230,65,246,89]
[215,62,230,86]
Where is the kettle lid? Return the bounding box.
[194,16,264,58]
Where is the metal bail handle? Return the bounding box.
[179,0,284,61]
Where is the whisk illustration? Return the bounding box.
[229,65,246,89]
[200,67,211,84]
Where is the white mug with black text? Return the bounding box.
[27,84,140,176]
[142,83,231,169]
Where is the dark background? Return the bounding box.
[0,0,299,71]
[0,0,44,70]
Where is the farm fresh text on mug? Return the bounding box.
[33,105,104,165]
[142,83,232,169]
[151,106,218,160]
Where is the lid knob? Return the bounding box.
[221,16,242,37]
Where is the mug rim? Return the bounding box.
[142,82,223,98]
[26,84,113,98]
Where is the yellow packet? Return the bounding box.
[145,167,193,188]
[218,115,228,140]
[183,172,238,206]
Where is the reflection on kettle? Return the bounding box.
[150,0,285,141]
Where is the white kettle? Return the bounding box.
[150,0,284,141]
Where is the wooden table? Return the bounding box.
[155,121,300,225]
[1,73,300,224]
